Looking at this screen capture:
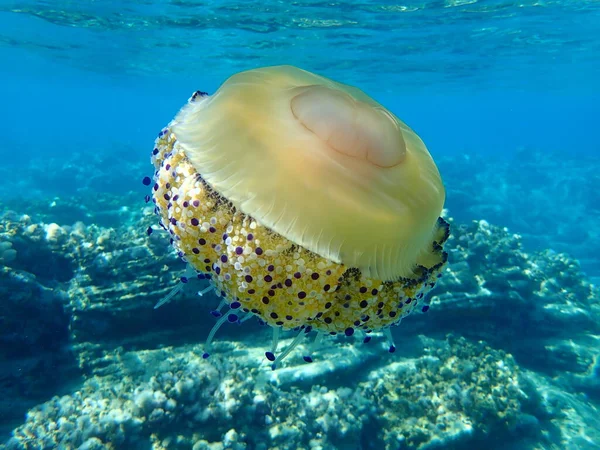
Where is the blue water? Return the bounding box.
[2,0,599,162]
[1,1,600,448]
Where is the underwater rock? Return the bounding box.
[361,336,537,449]
[63,211,233,363]
[1,195,599,448]
[406,219,599,384]
[0,241,16,265]
[0,263,75,439]
[0,213,79,438]
[0,266,70,359]
[525,371,600,449]
[4,335,596,450]
[0,212,76,282]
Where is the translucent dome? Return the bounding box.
[170,65,445,280]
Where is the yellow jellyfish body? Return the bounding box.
[149,66,449,367]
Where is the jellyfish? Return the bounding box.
[146,65,449,368]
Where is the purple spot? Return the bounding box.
[268,265,275,272]
[209,227,216,233]
[264,275,273,282]
[230,301,241,309]
[311,272,319,280]
[192,248,200,254]
[142,176,151,186]
[235,247,243,255]
[294,272,301,279]
[227,314,238,323]
[265,352,275,362]
[422,305,430,313]
[298,291,306,299]
[247,233,254,241]
[245,275,253,283]
[193,200,200,207]
[191,218,199,226]
[180,276,188,283]
[146,227,153,236]
[363,336,371,344]
[255,247,263,255]
[221,255,228,263]
[344,327,354,337]
[210,310,222,318]
[202,353,210,359]
[389,345,396,353]
[183,201,189,207]
[144,195,151,203]
[303,356,313,363]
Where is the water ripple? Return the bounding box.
[1,0,599,91]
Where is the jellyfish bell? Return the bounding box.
[171,66,444,279]
[148,65,449,368]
